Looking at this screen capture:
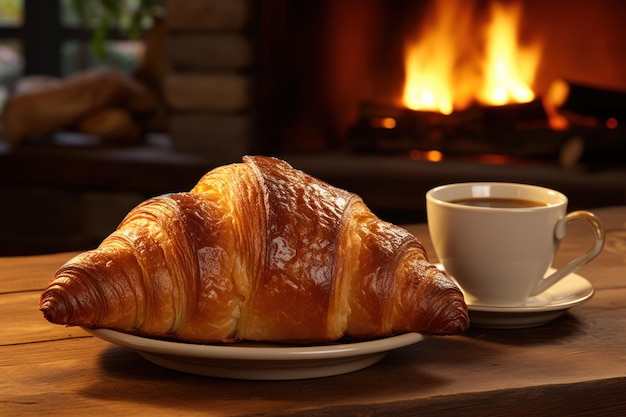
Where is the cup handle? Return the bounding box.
[530,210,605,296]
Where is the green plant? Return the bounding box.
[68,0,164,61]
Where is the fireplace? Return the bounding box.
[3,0,626,256]
[257,0,626,167]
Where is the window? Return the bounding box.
[0,0,147,111]
[0,0,22,110]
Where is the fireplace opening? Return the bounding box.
[258,0,626,167]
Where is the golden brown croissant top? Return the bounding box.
[40,156,468,343]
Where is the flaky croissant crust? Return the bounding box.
[40,156,468,343]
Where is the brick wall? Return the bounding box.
[164,0,254,159]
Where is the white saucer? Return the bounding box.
[436,265,595,329]
[83,328,425,380]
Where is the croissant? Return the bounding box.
[40,156,468,343]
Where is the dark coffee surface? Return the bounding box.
[449,197,548,208]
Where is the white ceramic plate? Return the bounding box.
[436,265,594,329]
[83,328,425,380]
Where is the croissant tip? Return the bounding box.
[426,299,470,335]
[39,292,68,325]
[450,303,471,333]
[40,303,55,323]
[452,316,471,333]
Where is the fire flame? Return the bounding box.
[403,0,541,113]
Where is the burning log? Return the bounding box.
[478,99,548,131]
[348,95,626,168]
[346,97,626,167]
[540,79,626,167]
[545,79,626,122]
[348,102,447,153]
[348,99,553,157]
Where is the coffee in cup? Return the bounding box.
[426,182,605,306]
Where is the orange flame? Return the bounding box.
[479,2,538,105]
[402,0,464,115]
[403,0,541,113]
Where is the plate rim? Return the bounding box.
[434,263,594,313]
[83,328,425,362]
[467,273,594,313]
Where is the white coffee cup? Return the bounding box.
[426,182,605,306]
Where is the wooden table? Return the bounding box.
[2,206,625,416]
